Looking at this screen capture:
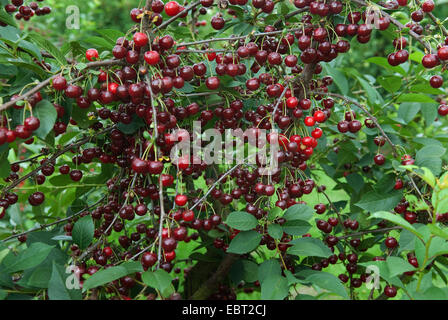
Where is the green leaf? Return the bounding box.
[268,224,283,240]
[358,257,415,283]
[282,220,311,236]
[283,204,313,221]
[0,8,17,27]
[141,269,174,297]
[416,145,446,176]
[30,33,66,66]
[225,211,258,231]
[410,83,445,95]
[0,58,47,77]
[82,261,142,292]
[421,103,439,125]
[346,173,365,194]
[356,76,383,105]
[18,40,42,60]
[306,271,349,299]
[287,238,332,258]
[84,36,114,49]
[403,166,436,188]
[369,211,423,240]
[323,65,348,95]
[48,262,82,300]
[0,146,10,179]
[397,102,420,124]
[260,275,289,300]
[377,75,402,93]
[267,207,283,221]
[1,243,54,273]
[258,260,281,283]
[96,29,125,44]
[227,231,262,254]
[33,100,58,139]
[355,190,402,212]
[71,215,94,250]
[230,260,259,284]
[366,57,406,76]
[397,93,437,103]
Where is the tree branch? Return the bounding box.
[1,125,115,196]
[312,91,399,158]
[190,253,238,300]
[0,59,125,112]
[154,1,201,31]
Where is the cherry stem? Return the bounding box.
[312,90,399,158]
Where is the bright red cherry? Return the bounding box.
[86,48,99,61]
[165,1,180,16]
[206,76,220,90]
[132,158,148,174]
[24,116,40,131]
[182,210,194,222]
[144,51,160,65]
[52,76,67,91]
[133,32,148,47]
[175,194,188,207]
[286,97,298,109]
[374,154,385,166]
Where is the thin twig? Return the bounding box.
[312,91,399,158]
[1,195,107,243]
[189,161,247,211]
[1,125,115,196]
[176,28,302,47]
[337,226,402,240]
[0,59,125,112]
[154,1,201,31]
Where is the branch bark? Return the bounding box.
[0,59,125,112]
[1,125,115,196]
[190,253,238,300]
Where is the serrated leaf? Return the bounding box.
[369,211,423,240]
[355,190,402,212]
[31,33,66,66]
[227,231,262,254]
[416,145,446,176]
[225,211,258,231]
[48,262,82,300]
[397,102,420,124]
[305,271,349,299]
[260,275,289,300]
[82,261,142,291]
[287,238,332,258]
[141,269,174,297]
[268,224,283,240]
[397,93,437,103]
[283,204,313,221]
[33,100,57,139]
[1,243,54,273]
[258,260,281,283]
[230,259,258,284]
[71,215,94,250]
[378,75,402,93]
[282,220,311,236]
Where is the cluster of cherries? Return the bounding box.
[2,0,447,300]
[2,0,51,25]
[0,92,42,146]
